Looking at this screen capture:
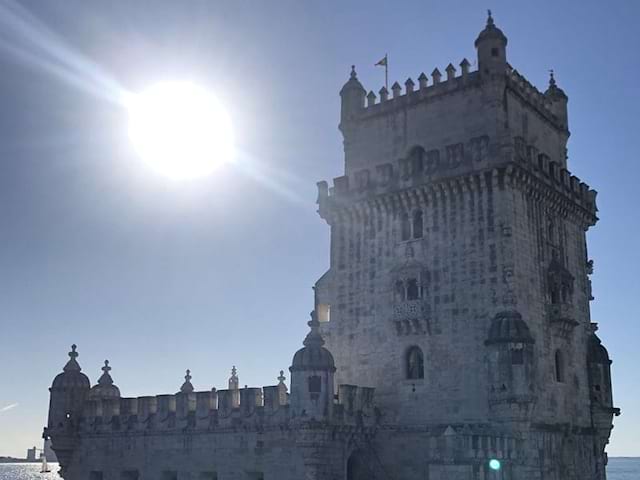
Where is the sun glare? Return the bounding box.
[125,82,234,180]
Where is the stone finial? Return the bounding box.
[487,9,494,26]
[391,81,401,98]
[544,68,567,101]
[445,63,456,81]
[63,344,82,372]
[350,64,357,79]
[460,58,470,76]
[417,72,428,89]
[405,78,415,94]
[180,369,194,393]
[303,311,325,348]
[366,90,376,107]
[277,369,288,405]
[379,86,388,102]
[432,68,442,84]
[97,360,114,386]
[229,366,239,390]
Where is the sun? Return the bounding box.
[125,81,234,180]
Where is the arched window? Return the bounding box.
[400,211,411,241]
[406,279,420,300]
[394,280,405,301]
[409,146,425,175]
[550,285,560,305]
[406,346,424,379]
[555,350,565,383]
[413,210,423,239]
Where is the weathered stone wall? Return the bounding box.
[342,73,501,177]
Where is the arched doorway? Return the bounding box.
[346,450,369,480]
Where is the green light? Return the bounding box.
[489,459,501,471]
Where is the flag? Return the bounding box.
[375,55,387,67]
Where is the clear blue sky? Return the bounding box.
[0,0,637,458]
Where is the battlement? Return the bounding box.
[317,135,597,222]
[505,65,561,127]
[360,59,479,116]
[346,62,563,134]
[68,383,376,435]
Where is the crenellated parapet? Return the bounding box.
[506,65,566,131]
[73,383,376,436]
[47,335,377,454]
[317,139,597,227]
[359,60,480,118]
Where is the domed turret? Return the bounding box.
[474,10,508,77]
[289,312,336,418]
[339,65,366,130]
[47,345,90,431]
[588,330,615,409]
[88,360,121,399]
[485,312,536,419]
[544,70,569,130]
[588,333,611,365]
[291,313,335,371]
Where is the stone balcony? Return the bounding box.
[392,300,430,336]
[546,303,579,338]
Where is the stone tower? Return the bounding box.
[315,13,619,480]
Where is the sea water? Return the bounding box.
[0,458,638,479]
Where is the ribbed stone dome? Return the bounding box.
[290,313,336,372]
[544,72,568,100]
[51,345,90,389]
[88,360,121,399]
[588,334,611,365]
[291,346,335,371]
[340,65,365,96]
[486,311,534,345]
[474,12,508,47]
[52,371,90,389]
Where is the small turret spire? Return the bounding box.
[228,366,239,390]
[97,360,114,386]
[350,65,357,79]
[549,69,556,87]
[303,311,325,348]
[180,369,194,393]
[487,9,494,26]
[63,344,82,372]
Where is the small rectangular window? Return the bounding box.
[511,349,524,365]
[162,472,178,480]
[317,303,331,323]
[121,471,139,480]
[90,472,104,480]
[308,375,322,393]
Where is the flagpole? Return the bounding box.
[385,53,388,91]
